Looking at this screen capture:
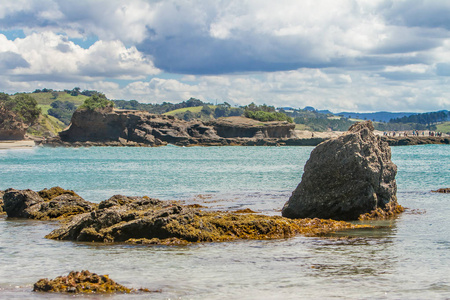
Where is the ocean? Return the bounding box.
[0,145,449,299]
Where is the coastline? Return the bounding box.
[0,140,35,150]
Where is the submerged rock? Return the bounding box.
[432,188,450,193]
[33,270,151,294]
[282,121,400,221]
[46,194,370,244]
[3,187,96,220]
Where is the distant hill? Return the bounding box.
[336,111,417,122]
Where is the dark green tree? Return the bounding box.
[79,94,114,111]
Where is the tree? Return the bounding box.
[0,94,41,125]
[79,94,114,111]
[201,105,212,115]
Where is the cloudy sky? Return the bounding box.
[1,0,450,112]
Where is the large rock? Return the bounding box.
[3,187,96,219]
[282,121,399,221]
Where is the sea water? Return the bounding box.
[0,145,448,299]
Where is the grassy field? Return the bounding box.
[163,105,216,116]
[436,122,450,133]
[38,104,52,114]
[20,92,88,106]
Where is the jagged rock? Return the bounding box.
[33,270,149,293]
[282,121,400,221]
[46,194,370,244]
[3,187,96,220]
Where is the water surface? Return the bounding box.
[0,145,449,299]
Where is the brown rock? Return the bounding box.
[46,194,371,244]
[432,188,450,193]
[0,105,28,140]
[45,109,298,147]
[3,187,96,220]
[282,121,400,221]
[33,270,134,293]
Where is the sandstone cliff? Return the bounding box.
[47,109,298,147]
[0,105,27,140]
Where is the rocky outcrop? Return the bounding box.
[41,109,298,147]
[382,136,450,146]
[33,270,152,294]
[207,116,296,139]
[0,190,4,214]
[3,187,96,220]
[432,188,450,193]
[282,121,400,221]
[0,105,27,140]
[46,194,370,244]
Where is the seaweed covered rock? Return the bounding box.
[46,195,370,244]
[3,187,96,220]
[432,188,450,193]
[33,270,133,293]
[282,121,400,221]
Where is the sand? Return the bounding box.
[0,140,35,150]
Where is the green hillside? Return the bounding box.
[18,91,88,106]
[163,105,215,116]
[436,122,450,134]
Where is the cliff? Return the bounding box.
[0,106,28,140]
[45,109,299,147]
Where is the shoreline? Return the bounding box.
[0,140,35,150]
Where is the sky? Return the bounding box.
[1,0,450,113]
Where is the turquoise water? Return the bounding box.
[0,145,449,299]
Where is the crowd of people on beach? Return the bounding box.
[382,131,445,137]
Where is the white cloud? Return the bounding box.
[1,0,450,112]
[0,31,160,82]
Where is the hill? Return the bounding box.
[336,111,416,123]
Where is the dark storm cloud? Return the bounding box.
[0,51,29,70]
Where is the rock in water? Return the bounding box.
[282,121,398,221]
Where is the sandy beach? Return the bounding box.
[0,140,35,150]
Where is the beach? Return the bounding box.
[0,140,35,150]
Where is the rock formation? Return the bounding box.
[3,187,96,219]
[46,194,369,244]
[432,188,450,193]
[0,105,27,140]
[282,121,400,221]
[33,270,151,294]
[42,109,298,147]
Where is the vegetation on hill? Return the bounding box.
[113,97,207,114]
[79,94,114,111]
[243,103,293,123]
[389,110,449,125]
[281,107,353,131]
[0,92,65,137]
[0,92,41,125]
[47,101,77,125]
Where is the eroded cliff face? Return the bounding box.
[207,116,296,139]
[54,109,297,146]
[0,106,27,140]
